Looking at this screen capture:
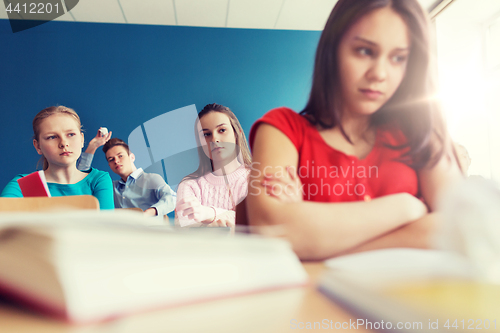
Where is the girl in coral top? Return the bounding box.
[247,0,462,259]
[176,103,252,228]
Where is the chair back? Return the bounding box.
[0,195,99,212]
[235,198,249,226]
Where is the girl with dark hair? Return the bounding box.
[1,106,114,209]
[176,103,252,227]
[247,0,462,259]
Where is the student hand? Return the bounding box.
[207,211,235,228]
[207,211,235,235]
[341,212,440,256]
[143,207,157,217]
[85,129,113,154]
[396,192,428,223]
[261,166,303,203]
[175,196,214,223]
[207,218,235,228]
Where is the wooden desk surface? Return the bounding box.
[0,262,370,333]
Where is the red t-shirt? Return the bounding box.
[249,107,418,202]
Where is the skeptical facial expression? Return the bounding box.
[337,7,411,117]
[105,146,135,180]
[197,112,237,164]
[33,114,84,168]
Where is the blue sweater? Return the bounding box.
[1,168,114,210]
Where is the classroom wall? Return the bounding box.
[0,19,320,189]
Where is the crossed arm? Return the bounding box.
[246,124,462,260]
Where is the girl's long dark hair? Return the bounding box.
[301,0,450,169]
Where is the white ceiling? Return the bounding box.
[1,0,440,31]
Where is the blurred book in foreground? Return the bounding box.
[0,211,307,324]
[317,249,498,333]
[16,171,51,197]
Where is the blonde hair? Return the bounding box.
[33,105,82,170]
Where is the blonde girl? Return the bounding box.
[176,103,252,227]
[1,106,114,209]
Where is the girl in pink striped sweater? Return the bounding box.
[175,104,252,227]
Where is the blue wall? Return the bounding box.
[0,19,320,188]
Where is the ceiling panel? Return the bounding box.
[0,4,9,19]
[276,0,337,31]
[175,0,228,28]
[53,8,75,22]
[227,0,283,29]
[119,0,176,25]
[69,0,126,24]
[0,0,473,30]
[53,15,75,22]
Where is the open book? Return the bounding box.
[318,249,492,332]
[0,210,307,324]
[16,171,51,197]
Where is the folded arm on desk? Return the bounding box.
[247,124,462,260]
